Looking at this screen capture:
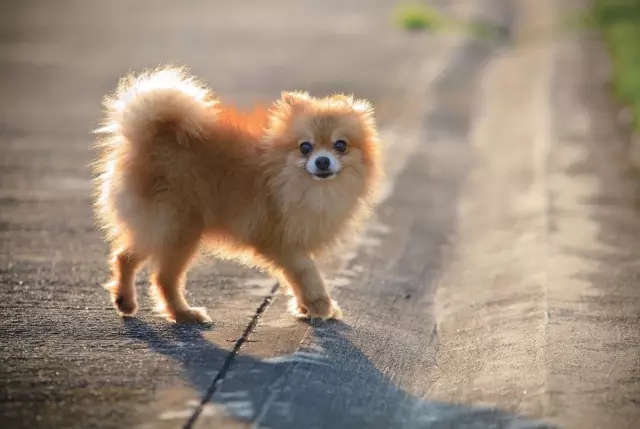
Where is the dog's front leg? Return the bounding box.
[275,253,342,320]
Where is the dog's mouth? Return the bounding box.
[313,171,337,180]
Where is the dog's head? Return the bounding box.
[263,91,382,212]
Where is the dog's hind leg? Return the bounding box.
[105,247,148,316]
[149,230,211,324]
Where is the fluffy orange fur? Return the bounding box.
[92,66,381,324]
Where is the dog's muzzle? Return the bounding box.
[306,150,340,180]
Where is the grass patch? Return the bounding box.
[594,0,640,131]
[393,3,448,31]
[393,2,509,43]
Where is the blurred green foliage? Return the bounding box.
[393,2,508,42]
[594,0,640,130]
[393,3,447,31]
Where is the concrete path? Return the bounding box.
[1,1,638,428]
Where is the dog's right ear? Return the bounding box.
[279,91,310,110]
[267,91,310,135]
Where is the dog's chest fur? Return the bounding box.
[277,184,362,252]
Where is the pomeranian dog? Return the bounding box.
[92,66,381,324]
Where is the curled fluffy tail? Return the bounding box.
[95,66,218,145]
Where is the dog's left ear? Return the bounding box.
[351,98,374,120]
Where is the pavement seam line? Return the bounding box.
[426,0,555,415]
[183,281,280,429]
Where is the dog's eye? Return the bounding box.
[299,141,313,156]
[333,140,347,153]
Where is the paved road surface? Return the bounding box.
[1,0,639,428]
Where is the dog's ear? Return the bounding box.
[267,91,310,134]
[338,95,375,122]
[279,91,310,109]
[350,98,374,119]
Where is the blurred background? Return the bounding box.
[2,1,640,429]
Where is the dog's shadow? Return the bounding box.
[124,319,555,429]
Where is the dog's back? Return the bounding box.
[92,67,269,254]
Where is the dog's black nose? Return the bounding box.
[315,156,331,171]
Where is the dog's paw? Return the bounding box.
[170,307,213,325]
[289,296,343,321]
[114,294,138,316]
[105,281,138,316]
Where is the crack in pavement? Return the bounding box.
[184,282,280,428]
